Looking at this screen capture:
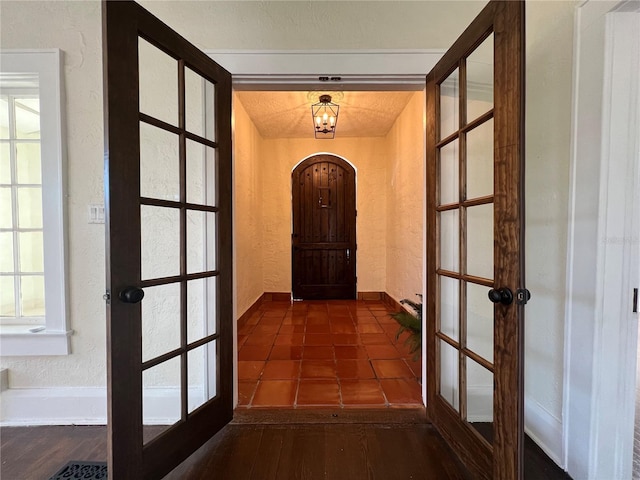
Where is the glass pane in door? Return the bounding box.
[439,140,459,205]
[466,356,493,443]
[141,205,180,280]
[138,38,178,126]
[187,210,217,274]
[466,282,493,363]
[466,204,493,280]
[440,69,459,140]
[142,356,181,445]
[439,209,459,272]
[187,277,217,343]
[439,276,459,341]
[141,283,181,363]
[186,140,217,206]
[466,34,494,123]
[187,344,206,413]
[439,339,459,411]
[188,340,217,414]
[185,67,216,142]
[466,119,493,200]
[140,123,179,201]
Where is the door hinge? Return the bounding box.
[103,291,111,304]
[633,288,638,313]
[515,288,531,305]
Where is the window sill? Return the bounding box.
[0,328,73,356]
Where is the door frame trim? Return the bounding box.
[291,152,358,175]
[563,2,640,477]
[221,50,434,407]
[206,49,443,89]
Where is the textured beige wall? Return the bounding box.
[385,92,425,304]
[233,95,265,317]
[237,93,425,303]
[0,1,105,387]
[258,137,388,294]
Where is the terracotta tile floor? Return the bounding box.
[237,300,423,408]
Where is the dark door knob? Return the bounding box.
[488,287,513,305]
[119,287,144,304]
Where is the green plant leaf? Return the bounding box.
[389,294,423,361]
[390,311,421,334]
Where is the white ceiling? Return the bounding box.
[235,90,417,139]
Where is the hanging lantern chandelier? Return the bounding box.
[311,94,339,139]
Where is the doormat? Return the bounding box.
[48,461,107,479]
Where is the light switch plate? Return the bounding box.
[88,204,105,224]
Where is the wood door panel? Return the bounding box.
[292,155,356,300]
[294,249,351,299]
[432,400,491,476]
[103,1,233,478]
[426,1,525,479]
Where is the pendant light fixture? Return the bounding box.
[311,94,339,139]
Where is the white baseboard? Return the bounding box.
[0,387,107,426]
[0,386,206,426]
[525,397,564,468]
[1,386,565,468]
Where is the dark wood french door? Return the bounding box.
[426,1,526,479]
[103,1,233,478]
[292,155,356,300]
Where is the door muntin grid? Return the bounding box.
[138,36,221,445]
[435,32,495,443]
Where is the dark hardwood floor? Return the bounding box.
[1,409,571,479]
[165,421,470,479]
[1,425,107,479]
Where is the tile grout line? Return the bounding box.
[237,300,423,409]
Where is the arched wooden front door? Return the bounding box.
[292,155,356,299]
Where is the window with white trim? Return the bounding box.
[0,50,70,356]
